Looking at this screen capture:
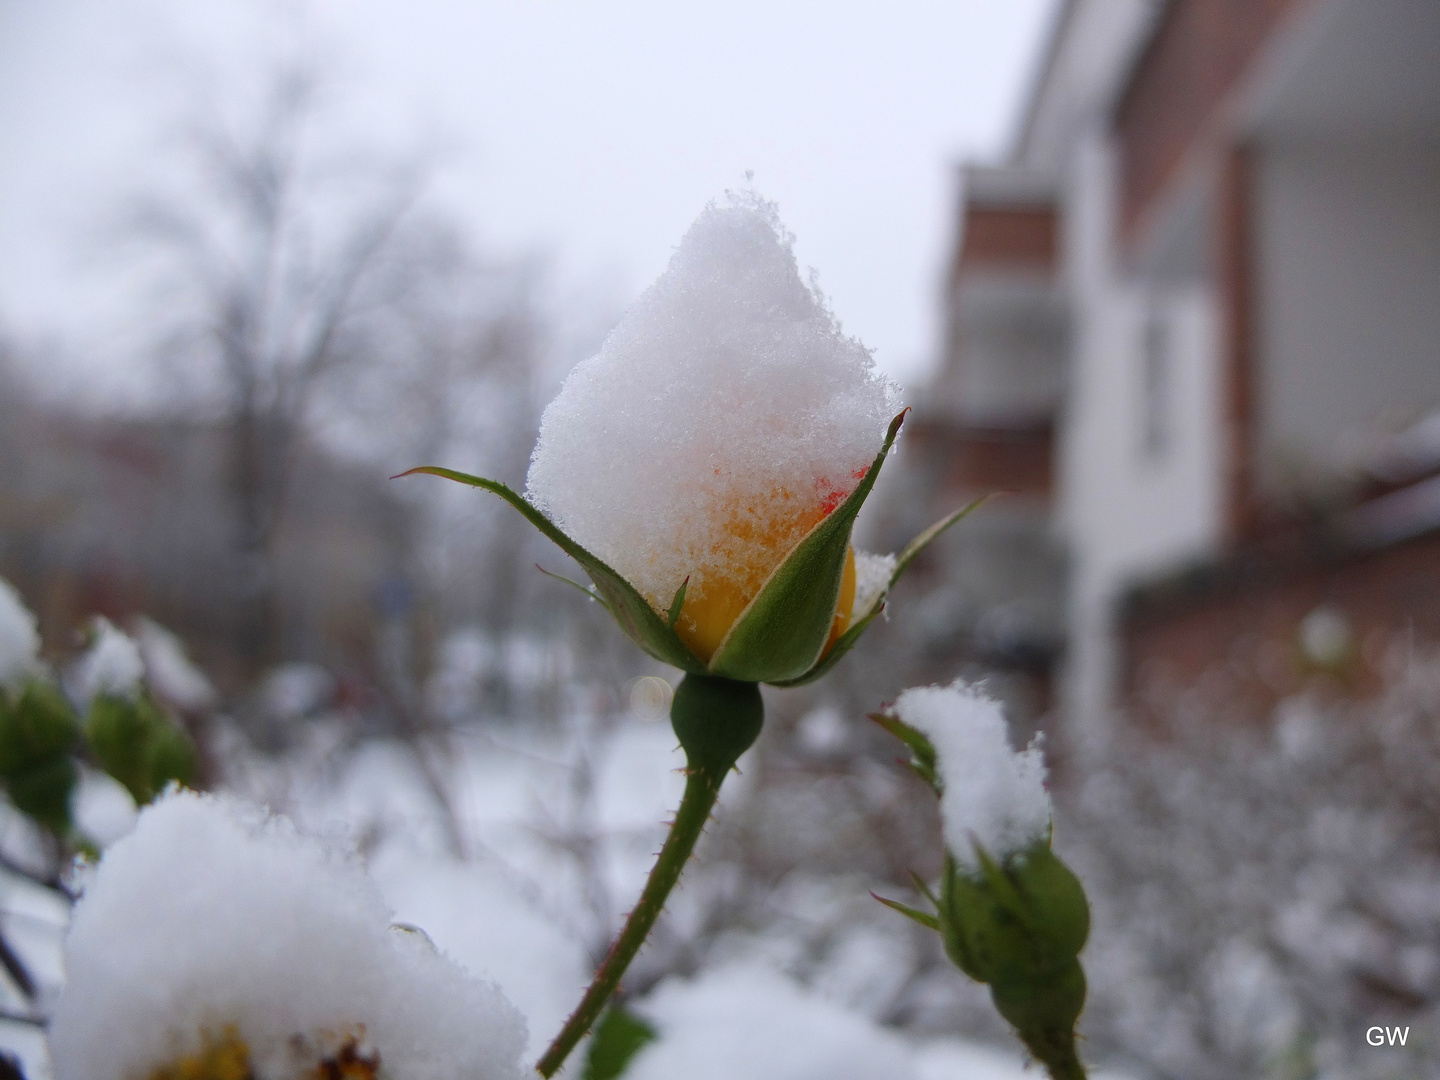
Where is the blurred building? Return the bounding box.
[0,400,413,692]
[922,0,1440,731]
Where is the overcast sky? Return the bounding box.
[0,0,1057,394]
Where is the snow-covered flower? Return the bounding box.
[71,617,144,706]
[49,789,527,1080]
[0,577,40,688]
[407,193,975,686]
[889,680,1051,870]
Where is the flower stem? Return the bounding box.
[534,674,763,1078]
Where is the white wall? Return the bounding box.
[1057,135,1225,728]
[1255,137,1440,496]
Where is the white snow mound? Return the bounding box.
[626,963,917,1080]
[71,617,144,705]
[0,577,40,687]
[891,680,1051,869]
[526,191,899,617]
[48,789,527,1080]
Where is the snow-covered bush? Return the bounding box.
[1068,642,1440,1080]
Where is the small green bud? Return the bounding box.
[936,842,1091,1079]
[0,679,80,776]
[940,854,1036,984]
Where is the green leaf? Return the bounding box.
[872,891,941,932]
[710,410,907,683]
[84,693,196,805]
[771,493,988,687]
[666,577,689,630]
[396,468,703,674]
[582,1004,657,1080]
[0,680,79,776]
[4,755,77,834]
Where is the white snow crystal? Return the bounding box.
[854,551,896,616]
[891,680,1051,869]
[0,577,40,687]
[48,789,527,1080]
[71,617,144,705]
[526,191,899,622]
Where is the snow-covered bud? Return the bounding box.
[527,192,899,684]
[891,681,1052,870]
[49,790,528,1080]
[403,193,981,687]
[71,617,144,707]
[878,681,1090,1080]
[64,618,195,805]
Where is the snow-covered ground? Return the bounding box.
[2,709,1133,1079]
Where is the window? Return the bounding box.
[1140,300,1172,462]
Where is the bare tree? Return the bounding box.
[132,61,425,670]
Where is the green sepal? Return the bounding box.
[769,494,988,688]
[891,495,991,590]
[666,577,689,630]
[710,411,908,683]
[535,564,612,613]
[0,680,80,776]
[84,692,197,805]
[397,468,704,674]
[581,1004,657,1080]
[868,711,941,794]
[939,842,1090,989]
[872,890,941,932]
[910,870,941,909]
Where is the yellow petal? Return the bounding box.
[677,545,856,664]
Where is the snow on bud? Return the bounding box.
[877,681,1090,1079]
[49,789,527,1080]
[890,680,1051,870]
[71,617,144,706]
[0,577,40,688]
[404,194,981,686]
[526,191,899,666]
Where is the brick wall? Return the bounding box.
[952,205,1057,284]
[1114,0,1315,241]
[1122,528,1440,727]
